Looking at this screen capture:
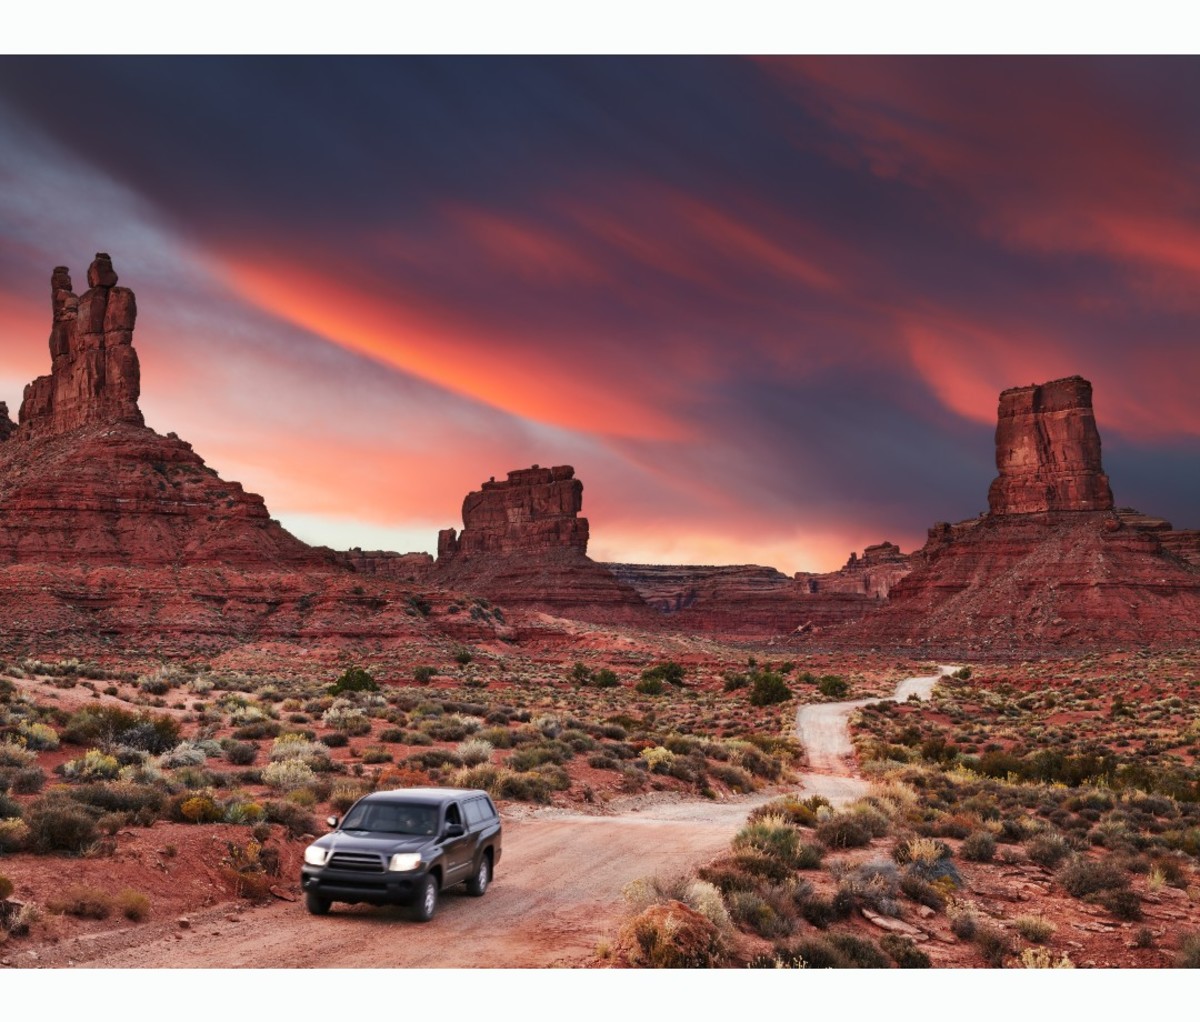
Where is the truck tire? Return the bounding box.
[411,875,438,922]
[305,891,331,916]
[465,852,491,896]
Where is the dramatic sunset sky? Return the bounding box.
[1,56,1199,572]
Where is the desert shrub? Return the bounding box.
[827,932,890,968]
[264,800,317,837]
[621,900,726,968]
[69,782,164,816]
[1015,915,1055,943]
[949,906,978,940]
[498,771,555,803]
[733,816,804,868]
[115,888,151,921]
[1056,857,1129,898]
[0,818,30,853]
[160,741,208,768]
[1025,832,1072,869]
[816,812,874,849]
[508,742,570,772]
[328,666,378,696]
[961,831,997,863]
[269,735,330,768]
[47,884,113,919]
[63,749,121,781]
[683,880,732,932]
[223,741,258,766]
[412,666,437,684]
[0,874,12,900]
[456,739,494,768]
[642,661,686,687]
[232,721,281,740]
[321,703,371,736]
[1099,888,1143,921]
[0,792,20,820]
[591,669,619,688]
[838,859,902,916]
[1177,932,1200,968]
[748,671,792,707]
[178,794,223,824]
[263,759,316,791]
[818,675,850,698]
[881,934,930,968]
[899,872,946,911]
[707,763,756,793]
[795,842,825,869]
[974,923,1014,968]
[726,889,792,939]
[18,722,59,751]
[61,707,180,754]
[0,742,36,768]
[634,676,664,696]
[1019,948,1075,969]
[426,715,475,742]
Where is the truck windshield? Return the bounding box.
[341,802,438,835]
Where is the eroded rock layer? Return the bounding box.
[988,376,1113,515]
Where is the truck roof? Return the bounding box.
[363,787,489,804]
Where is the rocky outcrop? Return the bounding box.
[816,377,1200,652]
[340,549,435,579]
[796,541,912,599]
[19,256,144,439]
[987,376,1113,515]
[437,465,588,560]
[606,562,881,637]
[0,257,334,571]
[436,465,647,621]
[0,402,13,442]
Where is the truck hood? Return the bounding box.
[314,832,436,856]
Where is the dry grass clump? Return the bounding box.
[619,900,727,968]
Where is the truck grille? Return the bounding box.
[328,851,385,873]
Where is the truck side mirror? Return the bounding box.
[444,823,465,839]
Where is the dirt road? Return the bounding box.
[19,797,764,969]
[795,666,954,805]
[18,669,952,969]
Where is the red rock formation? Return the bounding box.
[0,257,334,571]
[796,541,912,599]
[436,466,647,621]
[605,563,881,637]
[19,256,144,439]
[437,465,588,560]
[0,402,13,442]
[987,376,1113,515]
[816,377,1200,652]
[340,549,435,579]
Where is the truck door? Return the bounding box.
[441,801,474,883]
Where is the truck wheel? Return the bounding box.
[305,892,331,916]
[465,853,490,896]
[411,875,438,922]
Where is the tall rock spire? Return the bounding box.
[18,253,144,438]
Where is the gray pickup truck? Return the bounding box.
[300,787,502,921]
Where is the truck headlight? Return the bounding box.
[388,853,422,872]
[304,845,330,866]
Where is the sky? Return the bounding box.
[1,56,1200,573]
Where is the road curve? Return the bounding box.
[795,666,956,805]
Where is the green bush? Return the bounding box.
[641,661,686,687]
[961,831,997,862]
[591,669,619,688]
[328,666,378,696]
[61,707,180,754]
[413,666,437,684]
[748,671,792,707]
[816,812,874,849]
[881,934,931,968]
[818,675,850,698]
[26,800,98,854]
[1056,857,1129,898]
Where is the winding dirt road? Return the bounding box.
[796,667,954,805]
[18,668,952,968]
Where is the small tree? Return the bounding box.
[749,671,792,707]
[328,666,378,696]
[818,675,850,698]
